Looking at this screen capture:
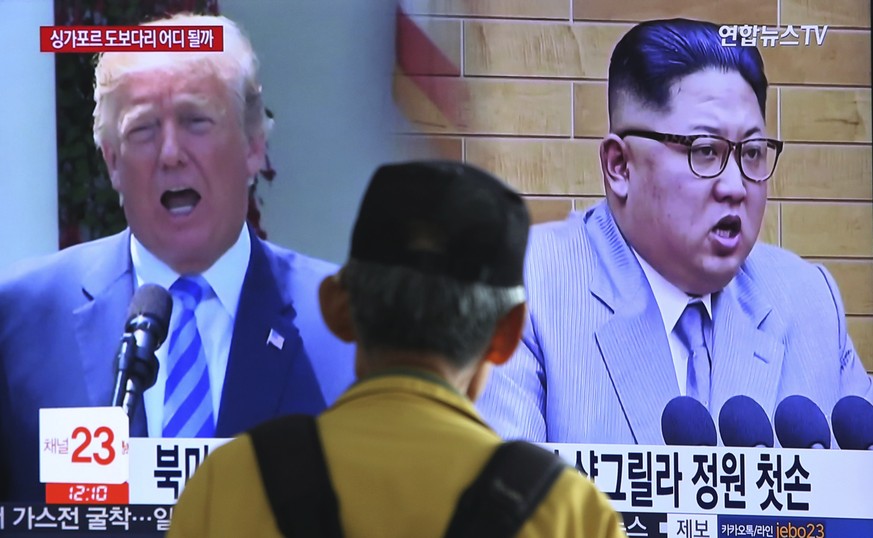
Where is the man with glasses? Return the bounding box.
[477,18,872,445]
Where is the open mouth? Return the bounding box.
[160,188,201,216]
[712,215,741,239]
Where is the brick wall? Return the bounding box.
[396,0,873,370]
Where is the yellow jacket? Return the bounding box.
[169,370,626,537]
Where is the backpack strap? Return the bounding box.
[443,441,567,538]
[248,414,343,538]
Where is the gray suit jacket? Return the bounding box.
[477,202,872,445]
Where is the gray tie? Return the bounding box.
[675,301,711,409]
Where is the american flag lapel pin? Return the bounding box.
[267,328,285,350]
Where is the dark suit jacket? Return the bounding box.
[0,228,355,500]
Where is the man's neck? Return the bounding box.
[355,349,475,395]
[130,224,251,318]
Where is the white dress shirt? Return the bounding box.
[631,249,713,395]
[131,226,251,437]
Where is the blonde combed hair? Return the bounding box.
[92,13,273,148]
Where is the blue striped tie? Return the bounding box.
[163,276,215,438]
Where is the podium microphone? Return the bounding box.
[661,396,717,446]
[718,395,774,447]
[111,284,172,422]
[832,396,873,450]
[774,395,831,449]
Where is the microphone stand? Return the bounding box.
[111,333,159,424]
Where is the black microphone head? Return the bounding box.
[126,284,172,346]
[719,395,774,447]
[774,395,831,449]
[832,396,873,450]
[661,396,717,446]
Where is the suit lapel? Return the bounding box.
[587,205,680,444]
[709,269,785,418]
[73,230,145,432]
[596,311,683,444]
[216,230,326,437]
[586,205,787,442]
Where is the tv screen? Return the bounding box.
[0,0,870,535]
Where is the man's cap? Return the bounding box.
[350,160,530,287]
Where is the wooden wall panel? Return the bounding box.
[394,136,464,161]
[402,0,569,20]
[782,202,873,257]
[572,0,777,25]
[465,138,603,195]
[781,89,872,143]
[407,17,462,70]
[848,317,873,371]
[465,22,628,79]
[760,30,870,86]
[574,197,604,212]
[781,0,871,28]
[771,144,872,201]
[524,197,573,224]
[574,82,609,137]
[760,203,781,246]
[396,77,572,136]
[817,260,873,315]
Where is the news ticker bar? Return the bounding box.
[1,506,871,537]
[40,437,873,517]
[0,505,173,535]
[546,443,873,519]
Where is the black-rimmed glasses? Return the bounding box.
[618,129,784,183]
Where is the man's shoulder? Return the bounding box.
[530,210,588,241]
[174,433,262,492]
[526,209,595,262]
[0,232,126,296]
[546,466,614,503]
[521,205,610,291]
[256,239,340,284]
[522,466,624,537]
[738,242,842,312]
[743,242,827,284]
[527,200,616,251]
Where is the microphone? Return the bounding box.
[718,395,774,447]
[661,396,717,446]
[111,284,172,422]
[774,395,831,449]
[832,396,873,450]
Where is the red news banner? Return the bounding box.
[39,26,224,53]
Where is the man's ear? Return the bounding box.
[245,131,267,178]
[318,273,356,343]
[600,134,631,200]
[466,303,526,401]
[101,142,121,191]
[483,302,526,366]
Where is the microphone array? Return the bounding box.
[661,394,873,450]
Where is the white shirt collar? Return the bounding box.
[630,248,713,335]
[130,225,251,318]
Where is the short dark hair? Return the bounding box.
[342,260,525,369]
[608,18,769,125]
